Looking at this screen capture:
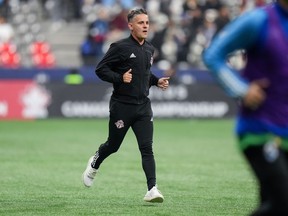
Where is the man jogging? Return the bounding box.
[82,8,169,203]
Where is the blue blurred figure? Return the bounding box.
[203,0,288,215]
[80,8,109,66]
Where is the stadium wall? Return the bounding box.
[0,67,237,120]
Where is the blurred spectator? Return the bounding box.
[180,0,204,62]
[72,0,83,19]
[0,15,14,43]
[159,0,173,16]
[240,0,269,13]
[109,9,129,31]
[199,0,223,12]
[0,0,9,18]
[214,5,230,36]
[0,0,271,68]
[45,0,80,31]
[159,18,179,64]
[200,9,218,47]
[80,7,109,66]
[64,68,84,84]
[149,13,169,63]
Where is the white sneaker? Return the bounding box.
[82,156,97,187]
[143,186,164,203]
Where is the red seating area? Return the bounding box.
[0,41,56,68]
[0,1,57,69]
[30,41,55,68]
[0,42,21,68]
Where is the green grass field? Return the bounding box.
[0,119,257,216]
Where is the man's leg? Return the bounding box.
[92,101,132,169]
[131,101,164,202]
[241,139,288,216]
[132,106,156,190]
[83,101,131,187]
[132,111,164,203]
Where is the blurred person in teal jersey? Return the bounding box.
[203,0,288,215]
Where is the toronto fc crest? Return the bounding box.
[115,120,124,129]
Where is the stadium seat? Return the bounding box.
[0,42,21,68]
[30,41,56,68]
[30,41,51,55]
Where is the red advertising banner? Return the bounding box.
[0,80,51,120]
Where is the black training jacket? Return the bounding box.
[95,35,159,104]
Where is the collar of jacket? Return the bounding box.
[129,34,146,46]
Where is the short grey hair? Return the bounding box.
[127,8,147,22]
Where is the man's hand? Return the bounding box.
[123,69,132,83]
[243,78,269,109]
[157,77,170,90]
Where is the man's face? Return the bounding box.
[128,14,149,43]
